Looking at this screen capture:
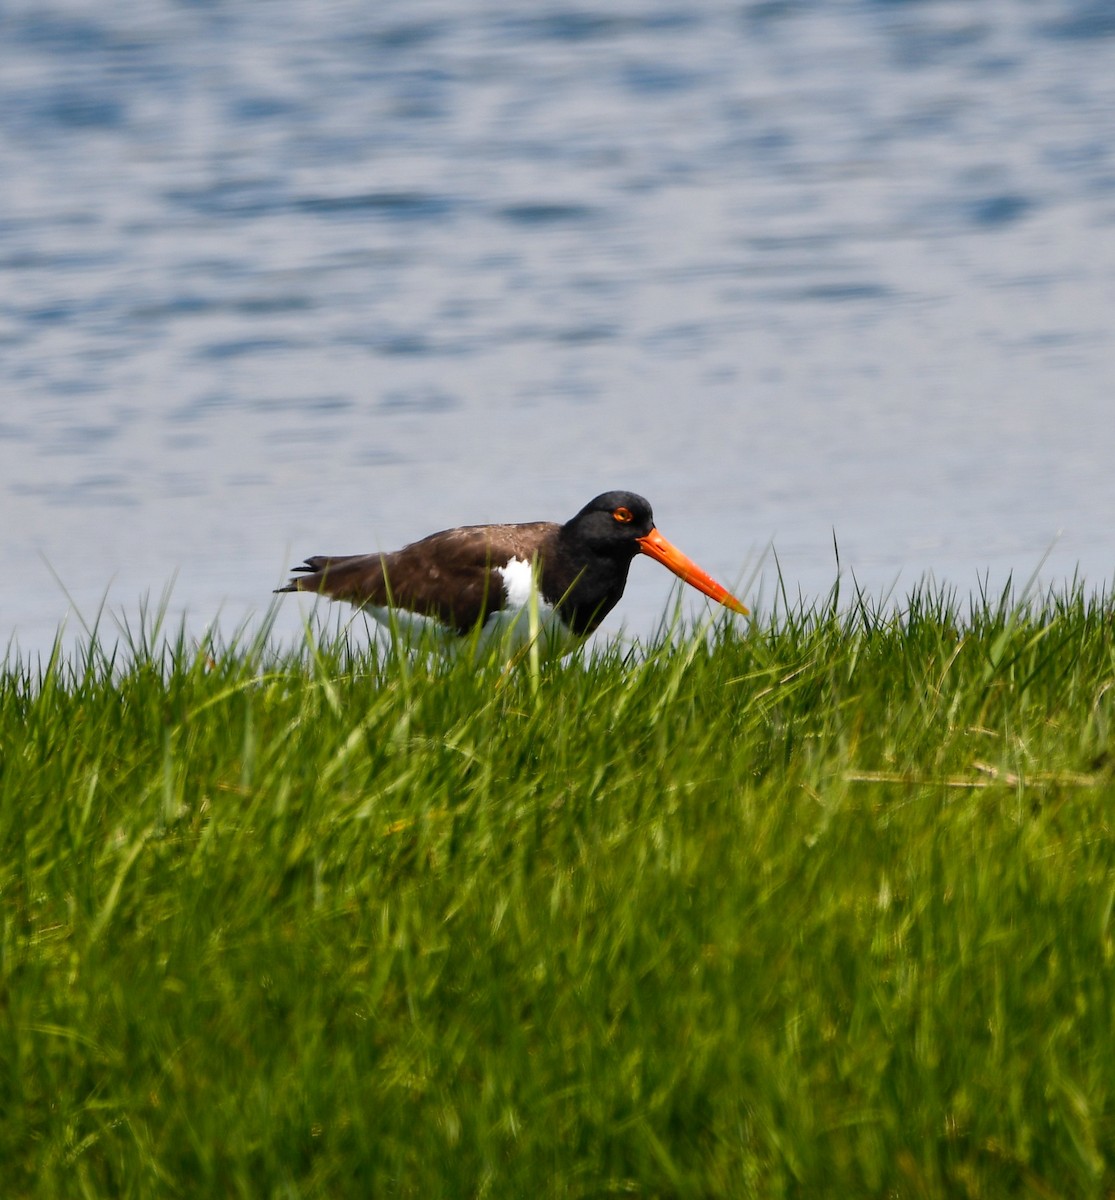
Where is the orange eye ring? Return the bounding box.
[613,506,634,523]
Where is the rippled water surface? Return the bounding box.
[3,0,1114,652]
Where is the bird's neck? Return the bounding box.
[545,533,637,636]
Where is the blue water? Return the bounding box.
[3,0,1114,654]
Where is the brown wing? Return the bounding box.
[277,521,561,635]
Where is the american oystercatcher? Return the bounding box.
[277,491,747,649]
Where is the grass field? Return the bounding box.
[2,581,1114,1198]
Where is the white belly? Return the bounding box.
[363,558,581,658]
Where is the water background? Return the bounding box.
[3,0,1114,656]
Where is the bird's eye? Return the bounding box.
[613,506,633,523]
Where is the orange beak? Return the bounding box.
[636,528,749,615]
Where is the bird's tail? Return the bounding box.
[275,554,383,604]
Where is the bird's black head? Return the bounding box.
[564,491,655,557]
[553,489,748,633]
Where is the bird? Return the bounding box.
[276,490,747,651]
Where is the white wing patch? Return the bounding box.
[496,557,537,611]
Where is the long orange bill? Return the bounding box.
[636,528,749,615]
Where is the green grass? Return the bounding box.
[3,581,1115,1198]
